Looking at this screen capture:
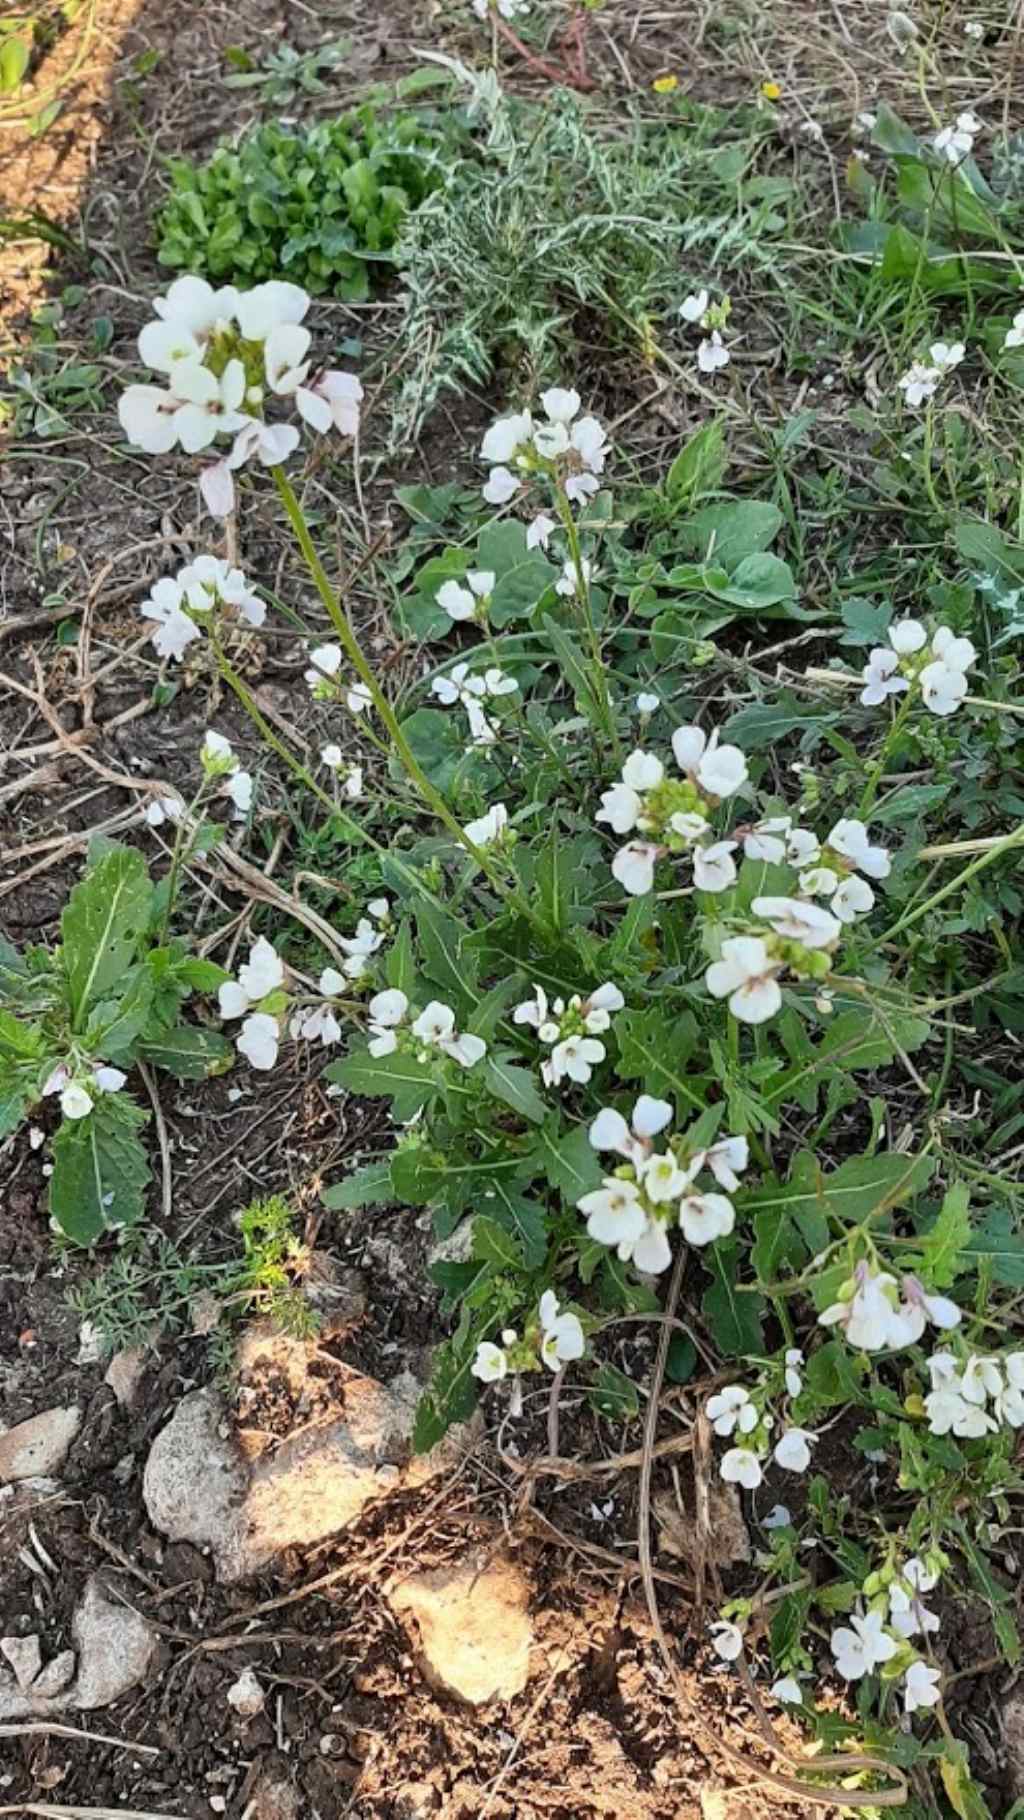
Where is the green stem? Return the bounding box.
[553,485,622,763]
[211,632,340,819]
[158,778,211,944]
[873,822,1024,947]
[273,465,524,901]
[921,401,944,520]
[857,687,916,818]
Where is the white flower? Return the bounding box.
[145,795,182,827]
[118,384,186,454]
[643,1152,689,1203]
[828,818,891,880]
[472,1341,509,1382]
[583,982,625,1025]
[860,645,909,706]
[889,1581,940,1641]
[141,577,202,661]
[93,1065,126,1094]
[693,840,738,893]
[577,1178,647,1252]
[226,772,253,819]
[463,801,508,848]
[60,1082,94,1120]
[367,988,408,1057]
[346,682,372,715]
[631,1216,673,1274]
[597,783,643,835]
[672,724,748,798]
[773,1427,815,1473]
[636,692,660,714]
[543,1033,606,1086]
[830,1609,897,1680]
[1004,309,1024,350]
[410,1000,487,1069]
[763,1504,791,1530]
[889,618,927,655]
[294,369,363,437]
[589,1095,672,1166]
[483,466,520,505]
[820,1263,901,1352]
[305,643,342,691]
[933,112,981,164]
[678,1192,735,1246]
[904,1660,942,1713]
[930,341,965,374]
[784,1349,803,1397]
[800,867,840,899]
[238,936,285,1001]
[925,1385,996,1438]
[237,1011,279,1070]
[539,385,581,427]
[538,1290,585,1370]
[920,660,969,716]
[171,359,248,454]
[555,556,593,597]
[832,875,875,923]
[481,411,533,463]
[680,288,709,323]
[785,827,821,868]
[692,1135,750,1193]
[526,512,556,549]
[180,554,264,626]
[706,1385,753,1437]
[698,331,730,374]
[898,362,941,408]
[752,895,841,950]
[771,1676,803,1704]
[706,936,782,1024]
[709,1620,745,1661]
[336,917,385,980]
[964,18,983,37]
[436,569,495,624]
[742,816,791,863]
[720,1448,762,1489]
[290,1003,342,1047]
[892,1274,962,1343]
[931,626,977,672]
[612,841,662,896]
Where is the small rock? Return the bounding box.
[71,1576,156,1709]
[0,1636,41,1689]
[427,1220,474,1269]
[246,1766,301,1820]
[142,1390,248,1555]
[104,1348,148,1409]
[33,1650,76,1697]
[0,1407,81,1482]
[1003,1691,1024,1797]
[227,1667,265,1718]
[76,1321,104,1366]
[389,1549,532,1706]
[394,1784,441,1818]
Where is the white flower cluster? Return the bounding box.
[679,287,732,375]
[436,569,495,627]
[933,109,981,165]
[481,387,608,508]
[819,1260,961,1351]
[118,277,362,515]
[218,935,286,1070]
[897,339,963,408]
[861,618,977,717]
[472,1289,584,1384]
[304,644,373,714]
[463,801,510,849]
[199,729,253,823]
[364,988,487,1069]
[576,1096,749,1274]
[42,1060,127,1122]
[334,898,391,981]
[924,1350,1024,1436]
[597,725,749,897]
[320,747,363,799]
[141,554,264,663]
[705,1353,816,1490]
[830,1558,943,1713]
[513,981,623,1086]
[431,661,518,747]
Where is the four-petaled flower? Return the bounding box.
[538,1290,585,1371]
[831,1609,897,1680]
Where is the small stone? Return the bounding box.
[1003,1691,1024,1797]
[210,1799,227,1814]
[226,1667,265,1717]
[33,1650,76,1697]
[246,1766,301,1820]
[427,1220,474,1268]
[76,1321,104,1366]
[142,1390,248,1554]
[71,1576,156,1709]
[389,1549,532,1706]
[0,1408,81,1482]
[104,1349,148,1409]
[1,1636,42,1690]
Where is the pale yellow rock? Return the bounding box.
[389,1549,532,1706]
[0,1407,80,1482]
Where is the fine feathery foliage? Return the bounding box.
[155,106,451,299]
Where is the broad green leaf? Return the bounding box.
[746,1150,934,1236]
[0,34,29,92]
[664,419,726,506]
[680,500,782,568]
[417,902,479,1009]
[540,614,604,724]
[702,1241,764,1355]
[839,596,892,647]
[49,1095,151,1243]
[665,1334,697,1383]
[802,1340,868,1409]
[481,1053,546,1125]
[490,554,559,627]
[85,966,155,1060]
[751,1208,806,1282]
[0,1012,48,1139]
[173,956,231,994]
[62,846,152,1022]
[385,920,416,995]
[322,1157,394,1210]
[870,103,921,157]
[328,1049,440,1121]
[485,1181,548,1270]
[724,693,836,750]
[137,1025,234,1078]
[964,1208,1024,1285]
[587,1361,640,1421]
[528,1118,603,1204]
[400,707,480,793]
[708,551,797,611]
[472,1213,523,1270]
[939,1744,995,1820]
[915,1182,971,1287]
[413,1323,479,1451]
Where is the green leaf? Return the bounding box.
[702,1241,764,1355]
[322,1157,394,1210]
[490,554,559,627]
[802,1340,868,1409]
[751,1207,806,1282]
[916,1181,971,1288]
[665,1334,697,1383]
[85,966,155,1060]
[472,1213,523,1270]
[49,1095,151,1244]
[0,34,29,92]
[681,500,782,568]
[62,846,152,1023]
[723,693,835,750]
[708,551,797,612]
[746,1150,934,1237]
[540,615,604,724]
[939,1743,995,1820]
[385,920,416,995]
[964,1208,1024,1285]
[481,1053,546,1125]
[0,1010,48,1139]
[870,104,921,157]
[614,1008,701,1113]
[587,1361,640,1421]
[528,1118,603,1205]
[328,1049,440,1121]
[413,1326,479,1451]
[486,1181,548,1270]
[664,419,727,507]
[137,1025,233,1078]
[417,902,479,1009]
[173,956,231,994]
[839,596,892,647]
